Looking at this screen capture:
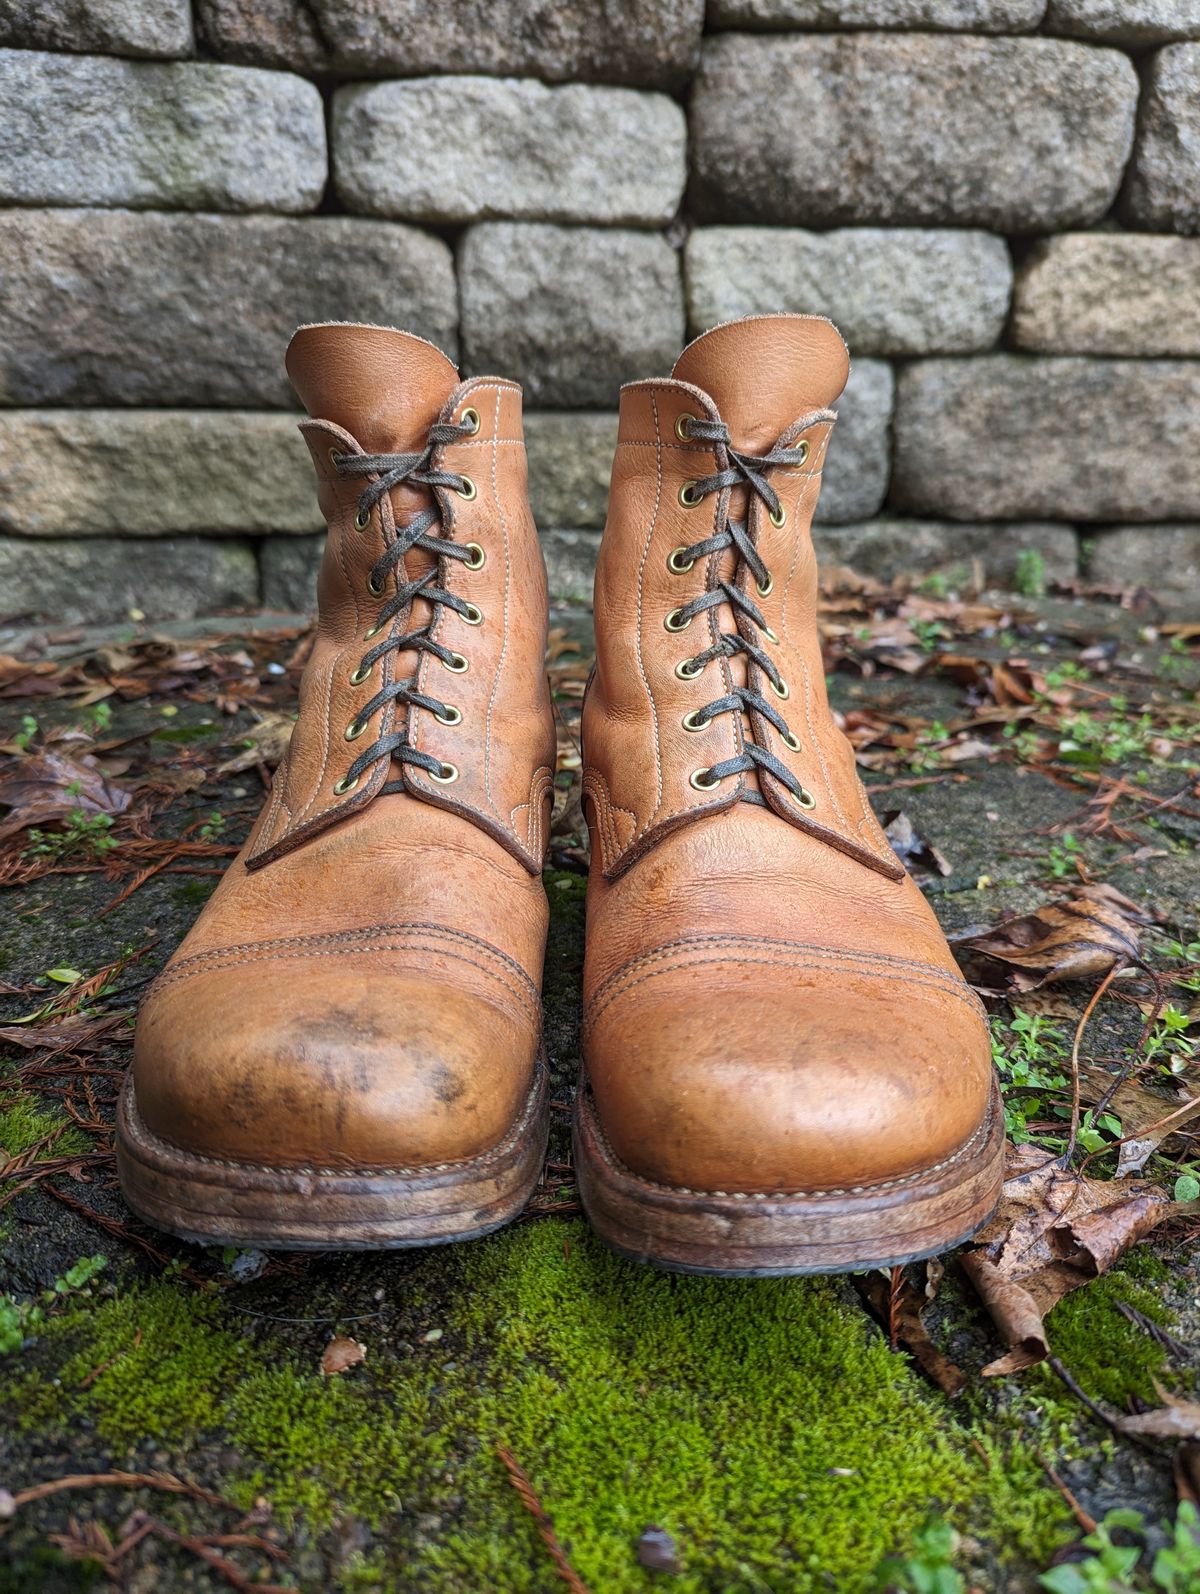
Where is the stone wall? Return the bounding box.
[1,1,1198,625]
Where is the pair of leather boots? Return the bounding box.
[117,315,1003,1276]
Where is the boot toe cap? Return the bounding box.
[132,960,538,1171]
[584,950,994,1196]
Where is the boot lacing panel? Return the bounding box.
[330,414,482,796]
[665,413,816,810]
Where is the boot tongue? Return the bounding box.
[671,314,850,454]
[285,322,459,453]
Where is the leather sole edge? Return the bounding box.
[573,1078,1005,1277]
[115,1062,549,1251]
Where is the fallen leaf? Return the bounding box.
[0,748,133,842]
[883,810,952,882]
[952,883,1146,991]
[1115,1388,1200,1441]
[216,712,295,776]
[1175,1442,1200,1507]
[962,1143,1171,1376]
[861,1270,967,1398]
[319,1337,366,1377]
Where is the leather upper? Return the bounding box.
[132,324,555,1171]
[583,315,901,882]
[581,315,994,1196]
[249,324,555,873]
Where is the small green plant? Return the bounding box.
[1174,1173,1199,1202]
[990,1013,1070,1142]
[1143,1004,1197,1076]
[1053,708,1181,769]
[906,721,951,775]
[873,1517,964,1593]
[22,809,118,862]
[199,809,227,841]
[12,713,39,750]
[1046,833,1083,879]
[1161,938,1200,994]
[1001,722,1045,762]
[912,619,950,653]
[81,701,113,734]
[1040,1504,1200,1593]
[0,1254,107,1357]
[1015,548,1047,599]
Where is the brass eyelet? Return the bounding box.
[367,572,384,596]
[682,709,710,733]
[349,660,372,685]
[791,439,810,466]
[782,730,801,752]
[462,603,483,626]
[675,413,695,442]
[664,608,692,633]
[762,624,779,645]
[678,481,703,509]
[328,446,342,470]
[344,716,368,742]
[690,767,721,792]
[363,620,386,641]
[460,407,481,436]
[444,651,469,673]
[464,541,486,571]
[667,546,695,574]
[333,772,360,796]
[675,658,703,680]
[797,787,817,810]
[769,504,787,529]
[456,475,477,502]
[770,676,790,700]
[355,507,371,532]
[757,573,774,598]
[434,704,462,726]
[429,761,459,784]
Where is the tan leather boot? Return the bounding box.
[118,324,557,1248]
[576,315,1003,1275]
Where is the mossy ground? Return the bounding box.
[1,597,1197,1591]
[8,1220,1084,1593]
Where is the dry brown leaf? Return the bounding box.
[860,1270,967,1398]
[0,748,133,841]
[319,1337,366,1377]
[962,1143,1171,1376]
[1175,1442,1200,1507]
[953,883,1146,991]
[216,712,295,776]
[1116,1388,1200,1441]
[883,810,952,883]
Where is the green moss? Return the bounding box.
[1034,1269,1179,1410]
[0,1097,90,1160]
[10,1222,1075,1592]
